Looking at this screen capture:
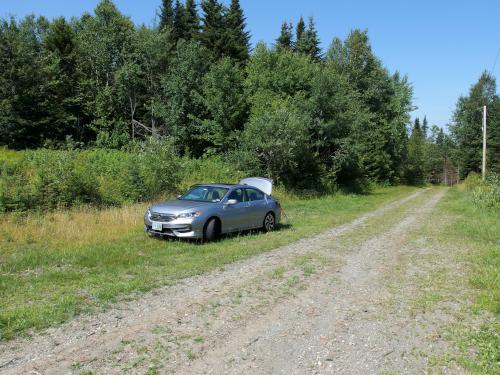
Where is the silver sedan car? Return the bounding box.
[144,178,281,241]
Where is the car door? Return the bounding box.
[221,188,248,232]
[244,188,267,228]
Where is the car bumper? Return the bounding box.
[144,215,205,239]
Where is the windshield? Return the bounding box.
[180,185,228,202]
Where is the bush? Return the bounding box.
[464,172,483,192]
[471,173,500,209]
[0,140,181,212]
[238,98,320,188]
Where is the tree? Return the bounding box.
[240,98,317,188]
[275,21,293,51]
[330,29,413,182]
[76,0,134,145]
[183,0,200,41]
[39,17,81,142]
[406,118,426,184]
[0,16,49,148]
[172,0,187,42]
[196,57,247,153]
[225,0,250,63]
[450,71,500,176]
[159,0,174,30]
[200,0,225,60]
[422,115,428,139]
[295,17,321,61]
[295,16,305,46]
[159,40,209,155]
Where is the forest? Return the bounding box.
[0,0,498,211]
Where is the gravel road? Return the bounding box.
[1,188,464,374]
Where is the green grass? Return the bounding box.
[0,185,417,341]
[0,147,22,163]
[438,188,500,374]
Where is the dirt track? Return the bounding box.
[1,188,466,374]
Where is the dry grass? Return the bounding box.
[0,203,150,251]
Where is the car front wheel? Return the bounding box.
[263,212,275,232]
[203,218,219,241]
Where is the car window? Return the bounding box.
[227,188,245,203]
[245,188,264,201]
[181,186,228,202]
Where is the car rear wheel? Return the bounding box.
[203,218,219,242]
[262,212,275,232]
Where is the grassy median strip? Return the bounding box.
[0,185,418,341]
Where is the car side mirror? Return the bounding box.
[176,194,182,199]
[226,199,238,205]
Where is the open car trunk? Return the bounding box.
[239,177,273,196]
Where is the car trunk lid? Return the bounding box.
[239,177,273,195]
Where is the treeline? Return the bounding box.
[450,72,499,178]
[405,116,455,185]
[1,0,445,190]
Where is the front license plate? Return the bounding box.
[152,222,163,231]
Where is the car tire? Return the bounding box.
[203,218,219,242]
[262,212,275,232]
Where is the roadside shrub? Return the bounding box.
[471,173,500,209]
[0,140,181,212]
[464,172,483,192]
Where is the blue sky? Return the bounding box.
[2,0,499,129]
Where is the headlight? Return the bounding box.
[176,211,202,219]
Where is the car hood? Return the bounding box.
[149,199,216,215]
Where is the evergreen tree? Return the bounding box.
[0,15,52,148]
[40,17,81,142]
[422,115,428,139]
[295,16,305,46]
[172,0,186,41]
[200,0,225,59]
[275,21,293,51]
[295,17,321,61]
[225,0,250,62]
[183,0,199,41]
[160,40,210,155]
[406,118,426,184]
[159,0,174,30]
[332,29,412,182]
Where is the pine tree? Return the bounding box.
[41,17,80,142]
[172,0,186,41]
[183,0,200,41]
[422,115,428,139]
[200,0,225,59]
[159,0,174,30]
[295,16,305,46]
[295,17,321,60]
[406,117,426,184]
[276,21,293,51]
[225,0,250,62]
